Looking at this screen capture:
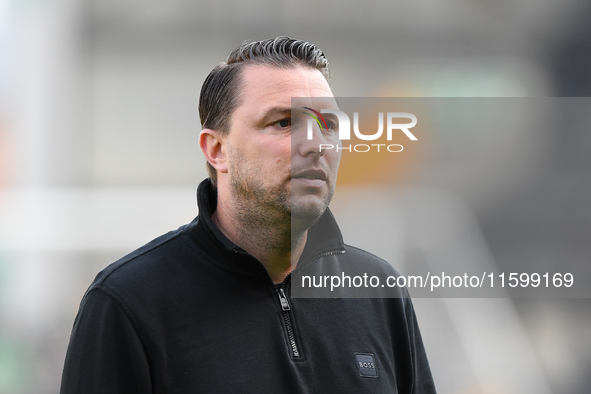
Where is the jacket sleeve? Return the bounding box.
[405,296,437,394]
[60,286,153,394]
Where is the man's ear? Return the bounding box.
[199,129,228,174]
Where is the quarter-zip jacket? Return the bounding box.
[60,179,436,394]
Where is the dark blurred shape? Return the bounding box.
[552,1,591,97]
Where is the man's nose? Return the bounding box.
[294,119,329,157]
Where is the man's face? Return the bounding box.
[223,64,340,225]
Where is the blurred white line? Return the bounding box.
[0,187,199,251]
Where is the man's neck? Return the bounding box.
[212,198,308,284]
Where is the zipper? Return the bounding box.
[274,249,344,359]
[233,246,345,360]
[276,286,300,358]
[233,248,302,358]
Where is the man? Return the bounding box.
[61,37,436,393]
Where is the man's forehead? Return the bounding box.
[240,64,333,102]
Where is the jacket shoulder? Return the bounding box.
[294,244,408,298]
[342,244,402,277]
[84,225,193,299]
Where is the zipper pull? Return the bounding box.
[277,288,291,311]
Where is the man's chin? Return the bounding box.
[290,199,329,230]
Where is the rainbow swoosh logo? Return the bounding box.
[302,107,329,130]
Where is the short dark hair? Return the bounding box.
[199,37,331,186]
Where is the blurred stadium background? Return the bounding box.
[1,0,591,392]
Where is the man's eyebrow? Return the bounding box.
[259,107,292,121]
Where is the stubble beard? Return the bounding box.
[227,148,291,247]
[290,185,333,233]
[227,148,333,239]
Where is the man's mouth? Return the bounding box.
[292,169,327,181]
[291,169,328,188]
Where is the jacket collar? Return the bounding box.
[185,178,345,277]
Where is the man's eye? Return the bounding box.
[275,119,291,128]
[320,120,337,134]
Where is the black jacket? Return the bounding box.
[60,179,436,393]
